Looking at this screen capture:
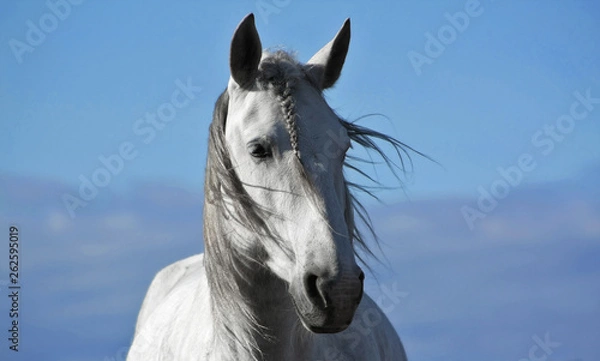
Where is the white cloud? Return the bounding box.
[46,209,71,232]
[103,212,140,230]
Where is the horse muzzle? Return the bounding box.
[290,268,364,333]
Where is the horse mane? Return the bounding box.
[203,49,424,360]
[204,89,269,360]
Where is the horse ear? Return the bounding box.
[230,13,262,87]
[306,18,351,90]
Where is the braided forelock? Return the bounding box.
[257,50,302,159]
[274,80,300,158]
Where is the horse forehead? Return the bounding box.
[294,84,349,144]
[227,77,346,144]
[227,86,280,129]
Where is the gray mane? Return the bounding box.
[203,49,424,360]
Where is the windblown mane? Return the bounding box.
[203,50,425,360]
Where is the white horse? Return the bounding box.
[128,14,410,361]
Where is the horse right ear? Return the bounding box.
[230,13,262,88]
[305,18,351,90]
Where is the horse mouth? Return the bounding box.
[302,319,352,334]
[290,294,358,334]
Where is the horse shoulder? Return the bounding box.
[128,253,212,361]
[134,253,205,332]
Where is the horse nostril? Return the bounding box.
[303,271,364,310]
[355,271,365,306]
[304,273,328,309]
[304,274,320,303]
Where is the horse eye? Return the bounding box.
[248,142,271,159]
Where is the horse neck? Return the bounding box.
[205,223,311,361]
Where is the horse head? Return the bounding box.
[213,13,363,333]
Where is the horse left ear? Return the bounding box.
[305,18,351,90]
[230,13,263,87]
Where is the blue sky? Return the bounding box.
[1,1,599,361]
